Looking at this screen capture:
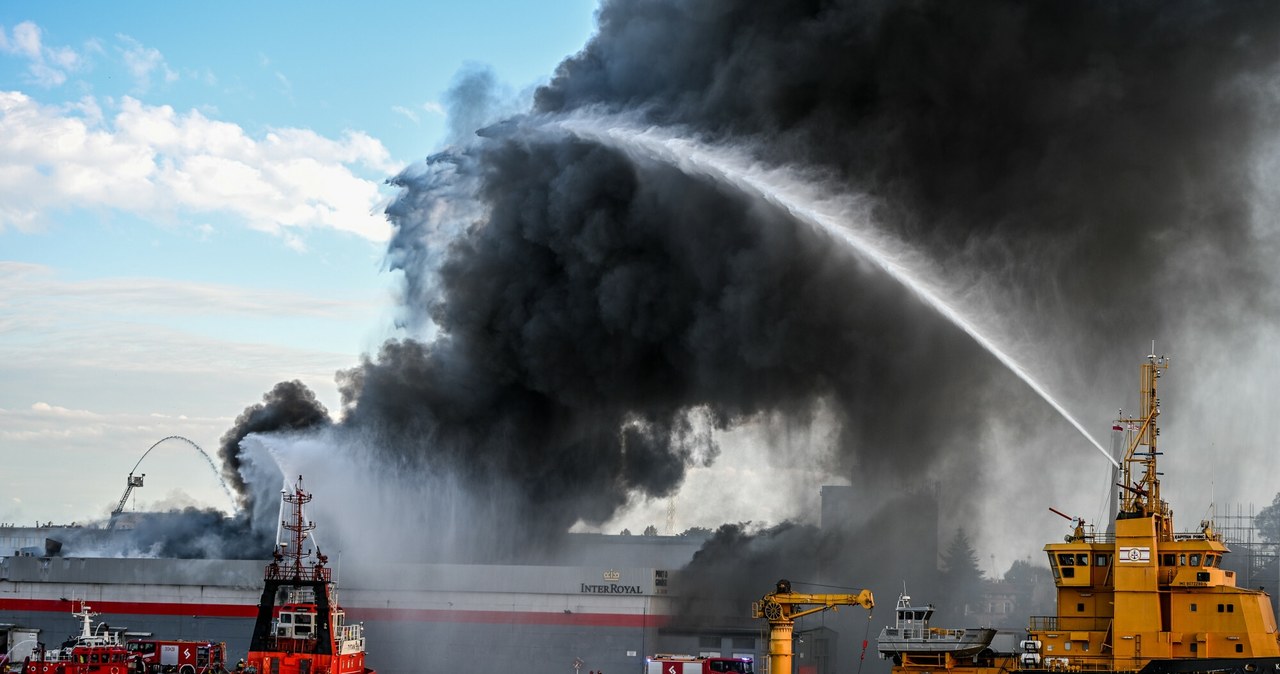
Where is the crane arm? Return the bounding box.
[756,590,875,621]
[753,580,874,674]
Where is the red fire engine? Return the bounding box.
[124,640,226,674]
[646,654,754,674]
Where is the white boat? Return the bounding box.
[876,593,996,663]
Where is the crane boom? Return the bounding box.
[752,579,874,674]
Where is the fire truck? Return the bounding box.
[124,640,226,674]
[646,655,754,674]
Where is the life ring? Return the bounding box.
[113,668,120,674]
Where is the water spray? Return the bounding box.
[547,116,1117,468]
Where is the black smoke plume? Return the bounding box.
[172,0,1280,578]
[219,380,331,511]
[351,0,1280,555]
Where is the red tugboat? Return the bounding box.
[244,477,373,674]
[21,604,136,674]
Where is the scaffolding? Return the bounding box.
[1214,503,1280,615]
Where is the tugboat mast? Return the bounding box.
[1116,352,1170,536]
[280,476,318,580]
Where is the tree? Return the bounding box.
[939,528,985,617]
[643,525,659,536]
[1002,558,1056,617]
[1256,492,1280,544]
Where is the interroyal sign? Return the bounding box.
[580,569,644,594]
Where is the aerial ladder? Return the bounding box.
[112,473,145,516]
[752,579,875,674]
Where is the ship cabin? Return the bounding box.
[273,604,318,641]
[1025,355,1280,672]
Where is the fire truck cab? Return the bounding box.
[646,654,754,674]
[125,641,226,674]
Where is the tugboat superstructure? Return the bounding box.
[891,352,1280,674]
[244,477,373,674]
[1022,353,1280,672]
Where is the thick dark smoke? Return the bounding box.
[671,504,940,631]
[347,0,1280,559]
[347,136,993,556]
[535,0,1280,339]
[218,380,331,511]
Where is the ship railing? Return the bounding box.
[1028,616,1112,632]
[337,624,363,641]
[1028,616,1058,631]
[264,564,332,582]
[1039,655,1143,673]
[887,627,972,640]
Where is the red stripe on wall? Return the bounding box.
[0,599,256,618]
[347,607,669,628]
[0,599,671,628]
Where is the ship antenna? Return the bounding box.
[280,475,316,580]
[1116,351,1170,530]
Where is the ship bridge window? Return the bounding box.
[1163,554,1176,566]
[1058,554,1075,566]
[1189,554,1201,567]
[280,614,293,624]
[1076,554,1089,566]
[1180,554,1187,566]
[296,614,313,624]
[1095,554,1110,567]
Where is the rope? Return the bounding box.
[856,609,873,674]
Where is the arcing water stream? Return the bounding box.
[549,116,1117,468]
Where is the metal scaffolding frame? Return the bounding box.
[1214,503,1280,614]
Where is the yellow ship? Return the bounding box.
[892,352,1280,674]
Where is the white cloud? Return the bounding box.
[0,261,378,324]
[1,21,81,87]
[9,22,43,60]
[391,105,419,123]
[393,102,446,124]
[0,92,401,240]
[117,35,178,91]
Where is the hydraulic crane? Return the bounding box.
[752,579,874,674]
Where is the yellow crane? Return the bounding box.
[752,579,875,674]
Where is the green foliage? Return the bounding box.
[1257,493,1280,544]
[939,528,985,617]
[1003,559,1052,584]
[941,528,985,581]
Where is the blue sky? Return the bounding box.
[0,1,599,525]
